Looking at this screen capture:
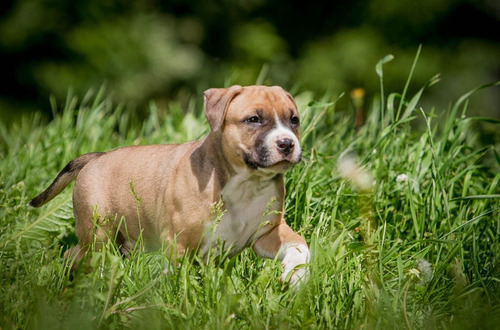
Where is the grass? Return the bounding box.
[1,57,500,329]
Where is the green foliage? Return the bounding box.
[38,13,204,105]
[1,0,499,124]
[1,60,500,328]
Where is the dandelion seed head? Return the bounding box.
[337,155,373,191]
[338,156,357,178]
[416,259,433,285]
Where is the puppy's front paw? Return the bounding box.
[280,244,310,287]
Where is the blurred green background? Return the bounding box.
[0,0,499,123]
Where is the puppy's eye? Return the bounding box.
[245,116,261,124]
[291,116,300,126]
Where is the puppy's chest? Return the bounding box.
[200,175,281,256]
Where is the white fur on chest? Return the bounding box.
[199,172,281,258]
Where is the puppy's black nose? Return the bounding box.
[277,138,294,156]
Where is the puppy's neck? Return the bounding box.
[221,169,284,212]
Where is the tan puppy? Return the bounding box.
[29,85,310,285]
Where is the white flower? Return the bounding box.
[396,173,409,183]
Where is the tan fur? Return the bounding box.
[30,85,310,285]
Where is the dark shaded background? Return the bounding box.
[0,0,499,123]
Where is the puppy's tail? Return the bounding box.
[28,152,105,208]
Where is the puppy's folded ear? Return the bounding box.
[204,85,242,132]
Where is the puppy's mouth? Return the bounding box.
[243,149,302,172]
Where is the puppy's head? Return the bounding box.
[204,85,301,175]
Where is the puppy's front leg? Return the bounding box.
[253,221,310,287]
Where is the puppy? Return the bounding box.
[29,85,310,285]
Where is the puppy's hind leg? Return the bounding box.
[64,244,88,273]
[66,210,118,273]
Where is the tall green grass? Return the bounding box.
[1,58,499,329]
